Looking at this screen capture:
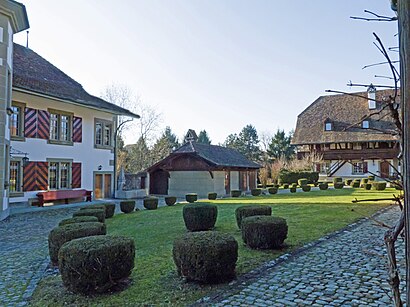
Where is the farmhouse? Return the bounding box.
[146,131,261,197]
[291,86,400,179]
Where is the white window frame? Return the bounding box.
[95,118,113,149]
[47,159,73,190]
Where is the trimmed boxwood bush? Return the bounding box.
[345,179,353,186]
[267,187,278,195]
[318,182,328,190]
[278,170,319,185]
[231,190,242,197]
[48,222,106,265]
[59,235,135,294]
[365,183,372,190]
[120,201,135,213]
[59,216,99,226]
[290,187,296,193]
[291,183,298,188]
[183,204,217,231]
[334,182,344,189]
[208,192,217,200]
[392,181,403,190]
[282,184,289,189]
[333,177,342,184]
[235,205,272,229]
[313,181,319,187]
[80,204,105,211]
[144,197,159,210]
[372,181,387,191]
[173,231,238,283]
[351,181,360,188]
[301,185,311,192]
[82,203,116,219]
[165,196,177,206]
[368,175,375,181]
[241,216,288,249]
[298,178,308,186]
[186,193,198,203]
[251,188,262,196]
[73,209,105,223]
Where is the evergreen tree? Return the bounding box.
[267,129,295,160]
[197,130,211,144]
[224,125,261,162]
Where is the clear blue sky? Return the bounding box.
[14,0,398,145]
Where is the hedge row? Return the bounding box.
[278,170,319,185]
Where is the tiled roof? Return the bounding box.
[173,141,261,168]
[292,89,399,145]
[12,43,139,118]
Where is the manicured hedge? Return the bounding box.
[301,185,311,192]
[120,201,135,213]
[73,209,105,223]
[241,216,288,249]
[59,216,99,226]
[235,205,272,229]
[165,196,177,206]
[351,181,360,188]
[372,181,387,191]
[103,203,116,218]
[282,184,289,189]
[267,187,278,195]
[334,182,344,189]
[231,190,242,197]
[48,222,106,265]
[298,178,308,186]
[289,187,296,193]
[364,183,372,190]
[208,193,217,200]
[318,182,328,190]
[251,189,262,196]
[183,204,218,231]
[345,179,352,186]
[333,177,342,184]
[173,231,238,283]
[144,197,158,210]
[185,193,198,203]
[278,170,319,185]
[59,235,135,294]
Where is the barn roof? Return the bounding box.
[12,43,139,118]
[291,89,399,145]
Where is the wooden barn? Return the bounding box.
[146,137,260,197]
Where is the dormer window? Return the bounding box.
[368,84,376,109]
[362,120,369,129]
[325,121,332,131]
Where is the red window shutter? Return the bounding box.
[363,162,368,173]
[37,110,50,140]
[23,162,38,191]
[36,162,48,190]
[72,162,81,188]
[24,108,38,138]
[73,117,82,143]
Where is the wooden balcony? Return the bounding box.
[297,148,400,161]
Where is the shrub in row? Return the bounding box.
[186,193,197,203]
[241,216,288,249]
[183,203,218,231]
[144,197,158,210]
[235,205,271,229]
[59,216,99,226]
[251,188,262,196]
[80,203,115,219]
[73,208,105,223]
[364,183,372,190]
[372,181,387,190]
[345,179,352,186]
[278,170,319,185]
[165,196,177,206]
[319,182,328,190]
[351,181,360,188]
[173,231,238,283]
[333,177,342,184]
[267,187,278,195]
[290,187,296,193]
[231,190,242,197]
[301,185,311,192]
[283,184,289,189]
[208,192,217,200]
[59,235,135,294]
[298,178,308,186]
[334,182,344,189]
[120,201,135,213]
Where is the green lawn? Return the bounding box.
[30,188,396,306]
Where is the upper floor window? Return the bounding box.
[10,102,25,140]
[95,119,113,149]
[325,122,332,131]
[49,109,73,145]
[362,120,369,129]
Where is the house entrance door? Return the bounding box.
[380,161,390,178]
[94,173,113,199]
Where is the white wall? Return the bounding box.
[10,91,115,203]
[331,159,394,178]
[230,171,239,191]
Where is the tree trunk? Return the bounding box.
[398,0,410,304]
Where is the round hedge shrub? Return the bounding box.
[235,205,272,229]
[365,183,372,190]
[318,183,328,190]
[208,192,217,200]
[80,204,105,211]
[351,181,360,188]
[372,181,387,191]
[120,201,135,213]
[59,216,99,226]
[345,179,353,186]
[144,197,158,210]
[73,209,105,223]
[282,184,289,189]
[333,177,343,184]
[241,216,288,249]
[291,183,298,188]
[251,188,262,196]
[183,204,218,231]
[392,181,403,190]
[368,175,375,181]
[298,178,308,186]
[165,196,177,206]
[173,231,238,283]
[267,187,278,195]
[59,235,135,294]
[301,185,311,192]
[103,203,116,218]
[290,187,296,193]
[186,193,198,203]
[231,190,242,198]
[313,181,319,187]
[334,182,345,189]
[48,222,106,265]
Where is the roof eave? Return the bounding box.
[2,0,29,33]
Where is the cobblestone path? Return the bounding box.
[197,206,405,306]
[0,208,76,306]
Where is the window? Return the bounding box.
[352,162,367,175]
[9,160,22,194]
[325,122,332,131]
[48,160,72,189]
[319,162,330,174]
[95,119,113,149]
[10,102,25,140]
[49,109,73,145]
[362,120,369,129]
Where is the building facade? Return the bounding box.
[292,87,400,180]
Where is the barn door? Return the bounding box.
[380,161,390,178]
[150,170,169,195]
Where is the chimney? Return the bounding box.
[367,84,376,109]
